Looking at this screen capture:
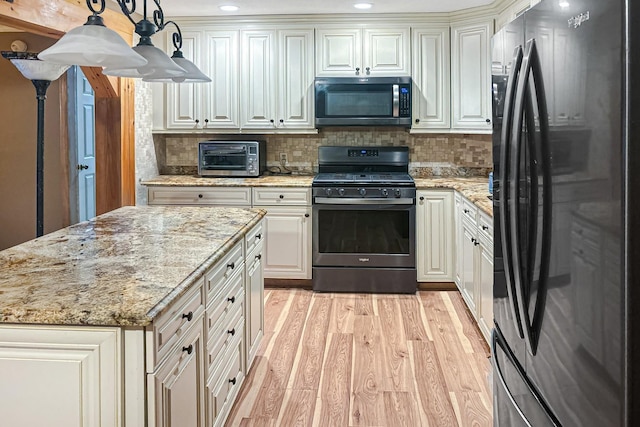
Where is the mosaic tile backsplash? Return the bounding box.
[154,128,492,177]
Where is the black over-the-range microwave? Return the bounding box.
[314,76,412,127]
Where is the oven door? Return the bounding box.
[312,198,416,269]
[199,144,249,175]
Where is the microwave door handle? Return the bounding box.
[393,84,400,117]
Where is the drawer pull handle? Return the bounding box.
[227,262,235,270]
[227,296,235,303]
[198,194,203,199]
[255,254,262,260]
[227,328,236,336]
[256,233,262,240]
[482,225,489,230]
[419,196,424,201]
[229,377,237,385]
[305,213,310,218]
[464,209,470,214]
[182,345,193,355]
[279,194,284,199]
[182,311,193,322]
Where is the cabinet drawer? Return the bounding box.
[148,187,251,206]
[207,305,244,377]
[245,221,264,256]
[477,212,493,244]
[205,241,244,303]
[206,269,244,340]
[206,334,244,427]
[252,187,311,206]
[460,197,478,222]
[149,281,206,369]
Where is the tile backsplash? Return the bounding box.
[154,128,492,177]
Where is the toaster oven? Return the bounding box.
[198,140,266,177]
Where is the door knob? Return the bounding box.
[76,164,89,170]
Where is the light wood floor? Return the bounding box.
[226,289,492,427]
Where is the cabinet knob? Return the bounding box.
[255,253,262,260]
[415,118,420,124]
[270,119,275,125]
[229,377,237,385]
[256,233,262,240]
[204,119,209,127]
[304,213,310,218]
[227,261,235,270]
[227,328,236,336]
[419,196,425,201]
[182,311,193,321]
[279,119,284,124]
[279,194,284,199]
[355,67,360,75]
[486,118,491,124]
[482,225,489,230]
[198,194,203,199]
[365,66,370,75]
[464,209,469,214]
[227,296,235,303]
[182,344,193,354]
[195,119,199,124]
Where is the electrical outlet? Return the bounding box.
[279,153,288,165]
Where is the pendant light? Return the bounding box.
[37,1,147,69]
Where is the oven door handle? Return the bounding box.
[314,197,414,205]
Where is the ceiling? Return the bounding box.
[146,0,495,17]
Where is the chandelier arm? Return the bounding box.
[86,0,106,15]
[114,0,138,26]
[162,20,183,51]
[152,0,166,30]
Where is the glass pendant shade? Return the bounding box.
[37,23,147,68]
[10,59,70,81]
[143,52,211,83]
[103,44,186,79]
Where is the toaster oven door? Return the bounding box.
[200,144,249,173]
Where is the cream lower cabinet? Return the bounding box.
[245,223,265,368]
[253,187,312,280]
[454,192,493,343]
[416,190,454,282]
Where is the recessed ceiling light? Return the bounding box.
[559,0,570,8]
[354,3,373,10]
[219,5,239,12]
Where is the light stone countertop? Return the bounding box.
[0,206,266,327]
[141,174,493,216]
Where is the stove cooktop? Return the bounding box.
[313,172,414,186]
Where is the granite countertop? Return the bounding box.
[141,174,493,216]
[0,206,266,327]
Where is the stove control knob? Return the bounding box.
[394,189,402,198]
[338,188,345,196]
[381,188,389,197]
[325,188,333,197]
[359,188,367,197]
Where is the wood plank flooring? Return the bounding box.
[227,289,492,427]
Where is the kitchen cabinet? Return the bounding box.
[411,26,451,130]
[148,186,252,207]
[495,0,531,31]
[253,187,312,280]
[164,30,240,131]
[240,28,315,131]
[245,223,265,368]
[416,190,454,282]
[315,26,410,76]
[454,192,494,343]
[451,20,493,132]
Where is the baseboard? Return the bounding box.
[417,282,457,291]
[264,278,313,289]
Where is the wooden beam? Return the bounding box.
[95,96,122,215]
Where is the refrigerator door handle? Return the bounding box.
[499,45,526,339]
[510,38,553,356]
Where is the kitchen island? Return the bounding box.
[0,205,266,426]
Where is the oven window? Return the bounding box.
[201,147,247,170]
[317,209,410,254]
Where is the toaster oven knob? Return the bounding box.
[381,188,389,197]
[338,188,345,196]
[325,188,333,196]
[359,188,367,196]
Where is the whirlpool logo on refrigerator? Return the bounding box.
[568,11,590,28]
[359,258,370,262]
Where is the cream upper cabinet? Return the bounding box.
[165,30,240,131]
[241,28,315,131]
[411,26,451,130]
[315,26,410,76]
[451,20,493,132]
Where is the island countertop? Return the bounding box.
[0,205,266,327]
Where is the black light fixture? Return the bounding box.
[38,0,210,83]
[1,51,70,237]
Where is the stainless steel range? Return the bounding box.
[312,146,416,293]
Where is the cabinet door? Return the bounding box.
[277,29,315,130]
[478,241,493,342]
[167,30,204,129]
[241,30,277,129]
[149,319,205,427]
[245,243,264,368]
[258,206,311,279]
[416,190,454,282]
[363,27,410,76]
[204,30,240,129]
[412,26,450,129]
[451,21,493,131]
[461,222,477,314]
[315,27,362,76]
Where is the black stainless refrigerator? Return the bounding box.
[491,0,640,425]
